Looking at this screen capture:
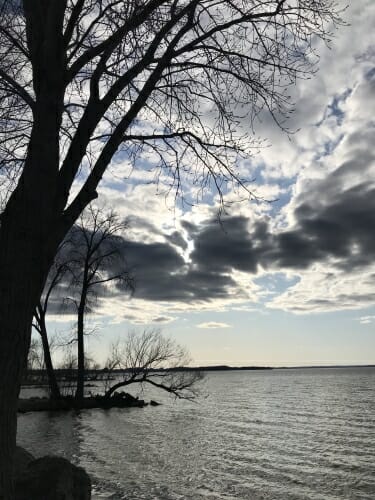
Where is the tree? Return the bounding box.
[32,249,70,400]
[0,1,343,495]
[26,337,45,373]
[104,330,203,401]
[63,205,133,401]
[33,205,133,401]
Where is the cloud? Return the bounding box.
[197,322,231,329]
[187,216,258,273]
[40,3,375,323]
[151,316,176,324]
[116,238,239,303]
[358,315,375,325]
[268,265,375,313]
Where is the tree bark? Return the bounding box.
[0,4,71,493]
[0,209,53,498]
[0,319,31,499]
[75,286,88,402]
[0,92,66,499]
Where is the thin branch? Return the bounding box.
[0,68,34,109]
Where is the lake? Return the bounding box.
[17,367,375,499]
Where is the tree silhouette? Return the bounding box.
[104,329,203,400]
[32,255,69,401]
[64,205,133,401]
[0,1,343,495]
[33,205,133,401]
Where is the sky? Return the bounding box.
[47,1,375,367]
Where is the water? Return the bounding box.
[18,367,375,499]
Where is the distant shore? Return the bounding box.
[160,364,375,371]
[22,364,375,386]
[272,364,375,369]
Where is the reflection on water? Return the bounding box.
[18,368,375,499]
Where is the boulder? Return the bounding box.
[15,453,91,500]
[14,446,35,478]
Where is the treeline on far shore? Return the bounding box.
[23,365,273,384]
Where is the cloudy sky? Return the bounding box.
[48,1,375,367]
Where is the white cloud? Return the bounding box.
[268,263,375,314]
[358,316,375,325]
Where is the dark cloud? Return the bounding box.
[44,172,375,312]
[120,239,238,302]
[268,183,375,271]
[165,230,188,250]
[189,216,258,273]
[184,173,375,277]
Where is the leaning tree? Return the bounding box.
[104,329,203,400]
[0,0,342,496]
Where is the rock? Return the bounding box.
[150,400,160,406]
[15,455,91,500]
[18,395,147,412]
[112,391,138,402]
[14,446,35,479]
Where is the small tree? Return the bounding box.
[32,252,71,400]
[56,344,78,398]
[26,337,44,374]
[66,205,134,401]
[104,330,203,401]
[33,205,133,401]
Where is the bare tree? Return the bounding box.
[64,205,133,401]
[104,330,203,401]
[32,250,71,400]
[26,337,44,374]
[33,205,133,402]
[0,1,343,494]
[56,344,78,399]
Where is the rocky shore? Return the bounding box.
[18,392,160,413]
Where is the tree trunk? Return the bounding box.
[75,290,87,402]
[0,3,78,495]
[0,136,66,498]
[39,313,61,400]
[0,214,51,498]
[0,320,31,499]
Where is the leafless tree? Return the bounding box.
[32,249,71,400]
[104,330,203,401]
[0,0,343,494]
[26,337,45,373]
[55,345,78,398]
[64,205,133,401]
[33,205,133,401]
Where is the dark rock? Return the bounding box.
[150,400,160,406]
[123,392,138,403]
[112,391,138,402]
[14,446,34,480]
[15,455,91,500]
[18,395,147,412]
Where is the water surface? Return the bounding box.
[18,367,375,499]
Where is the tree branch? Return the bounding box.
[65,0,168,83]
[61,3,197,226]
[0,68,34,109]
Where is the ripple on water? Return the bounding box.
[18,367,375,499]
